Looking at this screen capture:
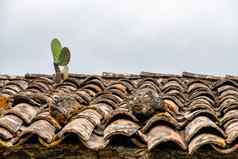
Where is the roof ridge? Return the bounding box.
[0,72,235,80]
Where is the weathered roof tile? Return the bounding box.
[0,72,238,154]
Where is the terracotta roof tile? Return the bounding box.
[0,72,238,154]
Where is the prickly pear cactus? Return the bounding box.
[58,47,71,66]
[51,38,62,64]
[50,38,71,82]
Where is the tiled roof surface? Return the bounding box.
[0,72,238,154]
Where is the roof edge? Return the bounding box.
[0,72,235,80]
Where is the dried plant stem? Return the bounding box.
[54,63,61,83]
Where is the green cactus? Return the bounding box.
[50,38,71,83]
[51,38,62,64]
[58,47,71,66]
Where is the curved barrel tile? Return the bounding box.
[5,85,22,93]
[1,80,28,96]
[163,99,181,115]
[221,102,238,114]
[190,96,215,108]
[142,112,183,133]
[106,83,128,94]
[218,95,238,104]
[188,82,210,94]
[1,87,19,96]
[12,94,44,107]
[165,90,186,103]
[162,96,184,112]
[80,76,105,90]
[95,93,122,107]
[217,85,238,94]
[184,109,218,122]
[218,96,238,106]
[94,103,113,124]
[27,78,53,93]
[116,80,135,93]
[185,116,224,143]
[146,125,186,150]
[55,82,78,92]
[109,88,127,100]
[51,94,80,112]
[0,115,23,133]
[19,120,56,144]
[223,118,238,130]
[188,134,226,154]
[0,127,13,140]
[137,78,160,91]
[83,133,108,151]
[82,84,102,95]
[5,103,40,124]
[189,91,216,103]
[220,110,238,125]
[34,111,61,130]
[77,109,102,126]
[212,79,238,91]
[82,88,97,98]
[61,78,81,88]
[162,80,185,94]
[225,121,238,144]
[7,80,28,90]
[188,99,214,112]
[212,144,238,154]
[75,90,92,104]
[162,78,185,89]
[109,108,139,123]
[104,119,140,140]
[220,90,238,99]
[58,118,95,141]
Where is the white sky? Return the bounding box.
[1,0,238,75]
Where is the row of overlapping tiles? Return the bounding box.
[0,75,238,154]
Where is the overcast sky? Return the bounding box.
[1,0,238,75]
